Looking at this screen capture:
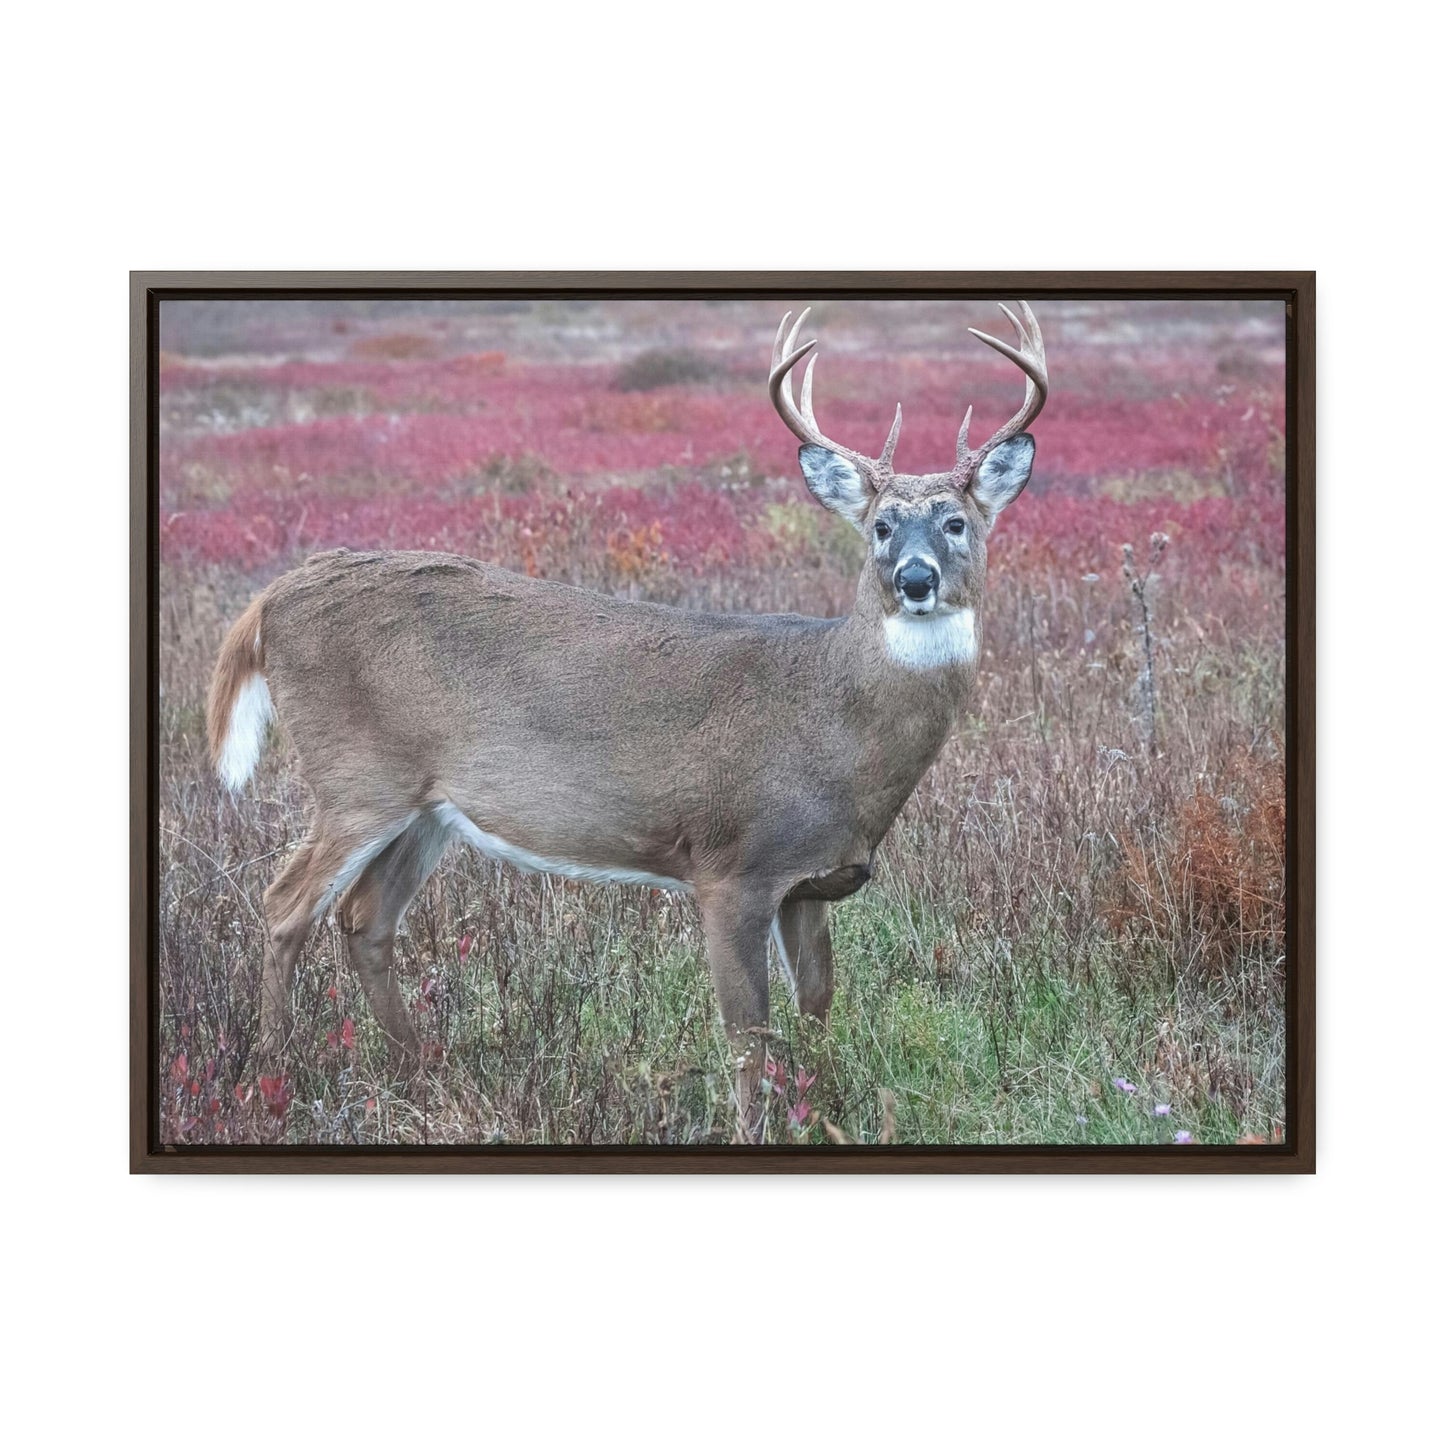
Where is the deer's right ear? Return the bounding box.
[798,445,871,531]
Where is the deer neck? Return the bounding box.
[825,574,980,793]
[794,580,977,848]
[842,573,980,704]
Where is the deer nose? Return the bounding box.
[895,558,940,601]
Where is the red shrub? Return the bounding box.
[159,319,1285,584]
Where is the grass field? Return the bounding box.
[156,297,1286,1146]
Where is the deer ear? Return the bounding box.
[798,445,871,531]
[972,435,1035,524]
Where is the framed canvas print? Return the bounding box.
[131,271,1313,1172]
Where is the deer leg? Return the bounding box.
[775,896,834,1025]
[334,813,453,1078]
[698,882,776,1143]
[258,830,328,1066]
[258,814,419,1069]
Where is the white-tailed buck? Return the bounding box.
[208,302,1048,1137]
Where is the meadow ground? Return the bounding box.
[156,297,1286,1146]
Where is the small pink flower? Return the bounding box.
[1112,1077,1136,1094]
[1153,1103,1171,1116]
[1173,1131,1194,1145]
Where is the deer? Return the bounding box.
[206,301,1048,1140]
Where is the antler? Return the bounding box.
[769,308,902,490]
[951,300,1049,484]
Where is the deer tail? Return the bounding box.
[206,593,274,793]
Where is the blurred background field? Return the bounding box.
[157,297,1286,1147]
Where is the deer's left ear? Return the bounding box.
[972,435,1035,525]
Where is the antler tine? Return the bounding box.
[961,299,1049,464]
[967,306,1047,396]
[768,309,897,484]
[954,405,974,470]
[784,307,809,359]
[769,330,822,445]
[1018,297,1045,352]
[771,310,799,370]
[771,310,791,368]
[799,353,819,429]
[802,354,903,469]
[879,403,903,470]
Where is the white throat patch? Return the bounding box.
[883,608,978,671]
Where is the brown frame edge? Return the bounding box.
[130,270,1316,1175]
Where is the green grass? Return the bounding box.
[175,853,1281,1148]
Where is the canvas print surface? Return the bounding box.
[156,296,1286,1147]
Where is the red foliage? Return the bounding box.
[159,323,1284,584]
[257,1073,293,1120]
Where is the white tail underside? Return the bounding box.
[218,674,275,792]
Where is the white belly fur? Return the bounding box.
[433,802,693,893]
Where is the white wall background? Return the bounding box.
[4,2,1437,1439]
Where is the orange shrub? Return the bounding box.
[605,521,670,589]
[457,350,506,373]
[1112,742,1285,971]
[577,393,687,434]
[346,331,440,360]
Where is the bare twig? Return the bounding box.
[1121,532,1169,756]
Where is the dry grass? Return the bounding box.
[157,538,1285,1147]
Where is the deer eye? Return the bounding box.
[874,521,893,541]
[944,517,967,536]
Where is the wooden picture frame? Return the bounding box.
[131,271,1314,1173]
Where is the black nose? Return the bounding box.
[897,560,939,601]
